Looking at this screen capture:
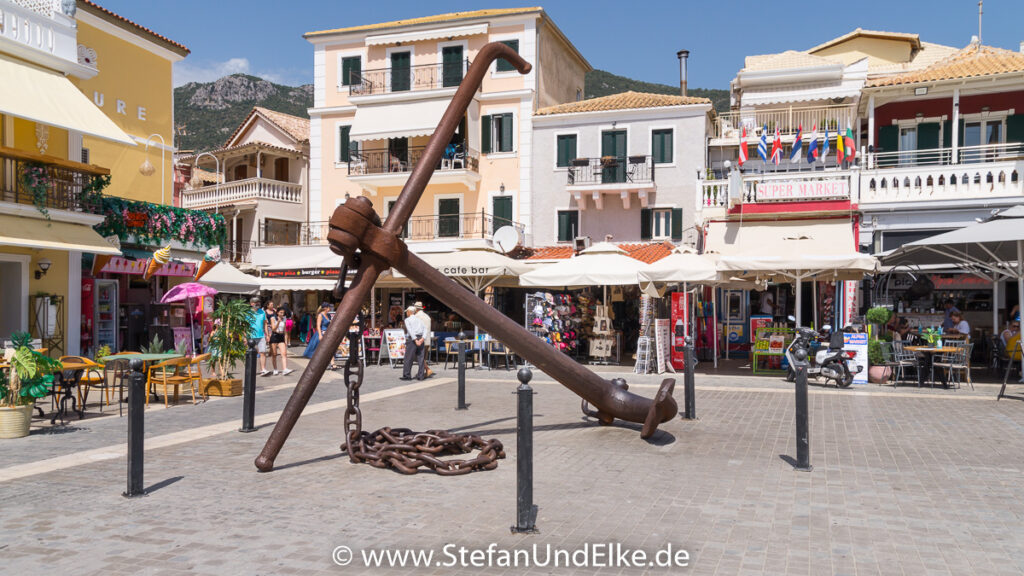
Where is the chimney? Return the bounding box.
[676,50,689,98]
[1020,41,1024,53]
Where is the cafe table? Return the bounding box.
[904,346,961,387]
[99,353,184,403]
[53,359,101,424]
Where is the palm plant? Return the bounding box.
[1,332,62,408]
[208,299,254,379]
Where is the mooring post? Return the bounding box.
[240,339,257,433]
[456,330,468,410]
[794,363,812,472]
[123,359,146,498]
[512,367,538,533]
[683,335,696,420]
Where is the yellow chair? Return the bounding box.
[58,356,104,411]
[185,353,212,402]
[145,358,192,407]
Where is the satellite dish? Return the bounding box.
[492,226,523,254]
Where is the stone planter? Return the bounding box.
[868,365,892,384]
[0,405,34,439]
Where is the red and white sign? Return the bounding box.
[96,256,195,277]
[755,178,849,202]
[670,292,690,371]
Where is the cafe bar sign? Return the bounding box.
[755,178,849,202]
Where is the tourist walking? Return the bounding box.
[413,301,434,377]
[270,307,293,376]
[400,306,426,381]
[249,296,270,376]
[303,302,337,369]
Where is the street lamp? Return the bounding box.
[192,152,222,212]
[139,133,167,206]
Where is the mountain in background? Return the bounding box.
[584,70,729,112]
[174,74,312,152]
[173,70,728,152]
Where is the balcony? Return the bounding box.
[258,213,525,246]
[347,60,469,97]
[181,177,302,210]
[566,156,656,210]
[223,239,253,264]
[0,145,107,215]
[712,104,856,142]
[860,143,1024,206]
[346,145,481,194]
[0,0,86,77]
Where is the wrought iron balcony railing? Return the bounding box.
[566,156,655,186]
[223,239,253,263]
[348,145,479,176]
[0,145,107,214]
[258,212,524,246]
[347,60,470,96]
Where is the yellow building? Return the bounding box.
[0,0,188,356]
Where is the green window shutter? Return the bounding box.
[556,135,576,167]
[640,208,652,241]
[557,211,575,242]
[917,122,940,150]
[499,113,514,152]
[481,115,492,154]
[878,125,898,166]
[492,196,513,233]
[1006,114,1024,144]
[942,120,952,148]
[652,129,673,163]
[342,57,361,86]
[496,39,519,72]
[340,125,351,161]
[442,46,464,87]
[670,208,683,241]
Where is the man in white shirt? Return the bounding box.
[401,306,426,380]
[413,301,433,377]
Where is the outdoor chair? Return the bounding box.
[443,338,477,369]
[878,341,900,386]
[997,340,1024,400]
[935,342,973,390]
[57,356,105,411]
[145,357,192,407]
[362,334,380,365]
[990,335,1009,376]
[185,353,212,403]
[101,355,133,416]
[486,340,517,371]
[890,340,918,386]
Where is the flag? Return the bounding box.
[789,124,803,163]
[807,123,819,164]
[836,126,845,163]
[738,126,748,166]
[770,127,782,165]
[844,122,856,161]
[822,127,830,163]
[757,124,768,162]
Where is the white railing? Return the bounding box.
[714,104,856,139]
[699,179,730,208]
[867,142,1024,168]
[860,161,1023,204]
[181,177,302,209]
[697,170,854,210]
[0,0,77,65]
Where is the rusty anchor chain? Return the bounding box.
[339,324,505,475]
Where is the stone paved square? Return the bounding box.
[2,360,1024,575]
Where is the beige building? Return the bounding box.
[303,7,590,256]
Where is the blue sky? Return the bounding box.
[97,0,1024,90]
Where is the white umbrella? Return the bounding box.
[520,242,646,287]
[198,262,259,294]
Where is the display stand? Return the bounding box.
[381,329,405,368]
[634,336,652,374]
[30,294,64,357]
[752,326,794,374]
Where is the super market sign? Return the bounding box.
[755,178,849,202]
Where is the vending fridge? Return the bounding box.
[94,279,119,353]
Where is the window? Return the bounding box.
[274,157,289,182]
[557,210,578,242]
[438,198,461,238]
[576,88,583,102]
[338,125,358,162]
[496,39,519,72]
[898,126,917,165]
[441,45,464,87]
[652,129,674,164]
[492,195,513,233]
[81,148,90,164]
[641,207,683,241]
[341,56,361,86]
[233,164,247,180]
[390,51,411,92]
[556,134,577,168]
[481,113,514,154]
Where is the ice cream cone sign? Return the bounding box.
[194,246,221,282]
[144,245,172,280]
[92,254,113,276]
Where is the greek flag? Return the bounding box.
[757,124,768,162]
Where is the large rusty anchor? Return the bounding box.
[255,43,677,473]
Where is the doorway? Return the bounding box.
[0,257,28,338]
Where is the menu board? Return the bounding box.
[843,332,869,385]
[654,319,675,374]
[383,329,406,364]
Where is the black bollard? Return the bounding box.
[511,367,538,533]
[456,330,468,410]
[682,336,697,420]
[794,363,812,472]
[123,359,146,498]
[239,339,257,433]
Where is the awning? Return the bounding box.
[0,214,120,255]
[520,242,648,287]
[366,23,487,46]
[740,78,862,106]
[707,218,877,281]
[259,278,347,291]
[0,54,135,146]
[349,99,449,142]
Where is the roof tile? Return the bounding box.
[306,7,542,37]
[224,107,310,148]
[79,1,189,54]
[536,91,710,116]
[525,242,674,263]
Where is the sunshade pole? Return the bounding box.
[1019,240,1024,376]
[370,288,376,330]
[795,277,802,328]
[712,287,718,368]
[812,280,817,330]
[992,277,998,337]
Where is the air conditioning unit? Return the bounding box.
[573,236,591,253]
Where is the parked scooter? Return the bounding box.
[785,317,860,388]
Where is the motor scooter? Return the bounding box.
[784,317,860,388]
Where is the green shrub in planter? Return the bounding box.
[866,307,893,326]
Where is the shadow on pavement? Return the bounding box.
[145,475,184,493]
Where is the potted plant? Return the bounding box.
[1,332,62,438]
[865,306,893,383]
[205,299,253,397]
